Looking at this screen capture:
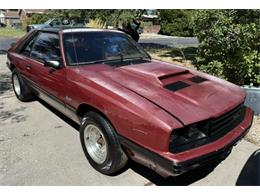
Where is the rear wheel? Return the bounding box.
[12,69,34,102]
[80,111,128,175]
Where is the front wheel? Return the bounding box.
[80,111,128,175]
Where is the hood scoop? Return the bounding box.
[164,76,208,92]
[158,70,189,81]
[119,61,191,86]
[188,76,208,84]
[164,81,190,92]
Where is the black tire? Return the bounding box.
[80,111,128,175]
[12,69,34,102]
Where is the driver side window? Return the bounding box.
[30,32,61,63]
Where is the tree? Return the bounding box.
[159,10,195,37]
[46,9,145,41]
[47,10,91,22]
[193,10,260,86]
[46,9,145,27]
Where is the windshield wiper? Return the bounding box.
[70,56,150,66]
[70,58,123,66]
[123,56,151,62]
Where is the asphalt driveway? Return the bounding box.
[0,38,17,53]
[0,54,259,185]
[139,33,198,47]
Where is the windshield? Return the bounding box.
[63,31,150,66]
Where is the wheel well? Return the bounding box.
[77,104,112,125]
[9,63,15,71]
[77,103,129,158]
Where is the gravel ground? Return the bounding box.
[0,38,18,53]
[245,115,260,146]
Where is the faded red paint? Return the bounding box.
[7,29,254,177]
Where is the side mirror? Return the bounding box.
[44,60,61,69]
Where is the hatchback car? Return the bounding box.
[7,28,253,177]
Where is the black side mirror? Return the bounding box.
[44,60,61,69]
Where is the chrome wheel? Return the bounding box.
[84,124,108,164]
[13,74,21,96]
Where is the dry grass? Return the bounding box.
[86,19,106,28]
[144,44,198,69]
[147,47,195,69]
[0,28,25,38]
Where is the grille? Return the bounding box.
[210,104,244,137]
[169,104,246,153]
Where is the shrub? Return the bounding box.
[198,60,225,79]
[159,10,194,37]
[194,10,260,86]
[30,13,50,24]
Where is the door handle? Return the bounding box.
[26,64,32,70]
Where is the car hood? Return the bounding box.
[79,60,246,125]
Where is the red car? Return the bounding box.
[7,28,253,177]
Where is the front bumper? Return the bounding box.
[120,107,254,177]
[170,123,251,175]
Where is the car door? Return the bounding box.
[15,35,38,82]
[28,32,67,113]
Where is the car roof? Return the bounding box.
[38,27,124,34]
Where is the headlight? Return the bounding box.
[169,121,209,153]
[169,105,246,153]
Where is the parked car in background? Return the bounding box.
[0,22,6,27]
[26,18,85,32]
[7,28,254,177]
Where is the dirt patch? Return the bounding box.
[0,72,12,95]
[0,106,27,124]
[145,46,196,69]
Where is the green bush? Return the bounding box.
[30,13,50,24]
[194,10,260,86]
[159,10,194,37]
[198,60,225,78]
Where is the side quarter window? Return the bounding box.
[21,36,38,57]
[30,32,61,63]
